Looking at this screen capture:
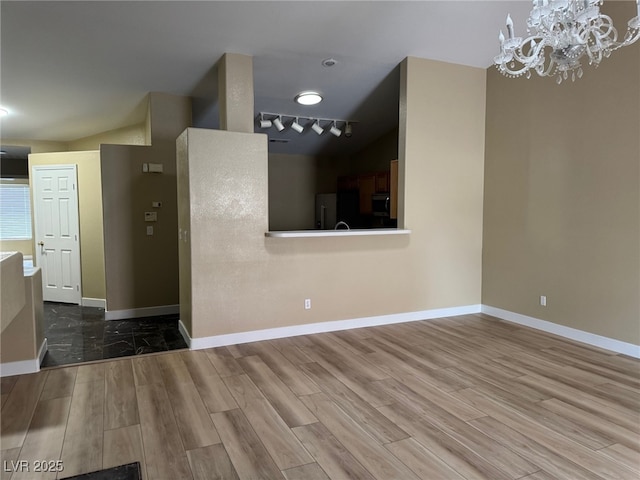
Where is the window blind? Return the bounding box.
[0,183,32,240]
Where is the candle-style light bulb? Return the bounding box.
[506,14,515,39]
[499,30,505,46]
[637,0,640,18]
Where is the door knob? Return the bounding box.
[38,241,44,246]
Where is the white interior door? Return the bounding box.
[32,165,82,304]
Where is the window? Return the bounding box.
[0,183,32,239]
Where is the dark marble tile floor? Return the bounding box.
[42,302,188,368]
[60,462,141,480]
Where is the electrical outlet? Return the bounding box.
[540,295,547,306]
[304,298,311,310]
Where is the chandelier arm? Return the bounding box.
[493,1,638,82]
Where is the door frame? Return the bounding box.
[32,164,82,304]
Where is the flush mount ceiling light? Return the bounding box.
[273,116,285,132]
[322,58,337,67]
[295,91,323,106]
[494,0,640,83]
[329,121,342,137]
[259,113,272,128]
[291,118,304,133]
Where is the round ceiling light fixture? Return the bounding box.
[294,91,322,106]
[322,58,337,67]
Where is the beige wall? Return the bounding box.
[218,53,254,133]
[101,93,191,312]
[29,151,106,300]
[482,1,640,344]
[269,153,318,231]
[400,57,486,306]
[0,239,33,256]
[179,57,486,339]
[0,268,44,364]
[68,122,148,151]
[350,128,399,175]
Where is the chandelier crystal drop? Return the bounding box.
[494,0,640,83]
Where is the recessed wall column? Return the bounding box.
[218,53,254,133]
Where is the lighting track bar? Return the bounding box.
[259,112,357,125]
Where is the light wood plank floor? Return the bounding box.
[1,313,639,479]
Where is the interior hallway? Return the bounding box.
[42,303,188,368]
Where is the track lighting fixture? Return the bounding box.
[259,113,272,128]
[258,112,355,138]
[311,120,324,135]
[291,118,304,133]
[273,116,285,132]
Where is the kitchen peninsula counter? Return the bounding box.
[265,228,411,238]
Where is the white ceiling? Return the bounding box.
[0,0,533,155]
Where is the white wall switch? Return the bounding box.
[540,295,547,306]
[304,298,311,310]
[152,201,162,208]
[142,163,149,173]
[144,211,158,222]
[146,226,153,236]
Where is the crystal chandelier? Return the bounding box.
[494,0,640,83]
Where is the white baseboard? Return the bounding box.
[82,297,106,309]
[105,304,179,321]
[0,359,39,377]
[481,305,640,359]
[187,304,481,350]
[0,339,47,377]
[178,320,191,348]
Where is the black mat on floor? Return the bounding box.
[59,462,141,480]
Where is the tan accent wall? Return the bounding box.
[101,93,191,311]
[179,56,486,339]
[28,151,106,300]
[68,123,148,151]
[482,1,640,344]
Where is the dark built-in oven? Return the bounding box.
[372,193,390,217]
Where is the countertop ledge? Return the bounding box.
[265,229,411,238]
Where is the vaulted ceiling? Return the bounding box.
[1,1,533,155]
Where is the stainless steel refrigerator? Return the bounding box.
[315,193,337,230]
